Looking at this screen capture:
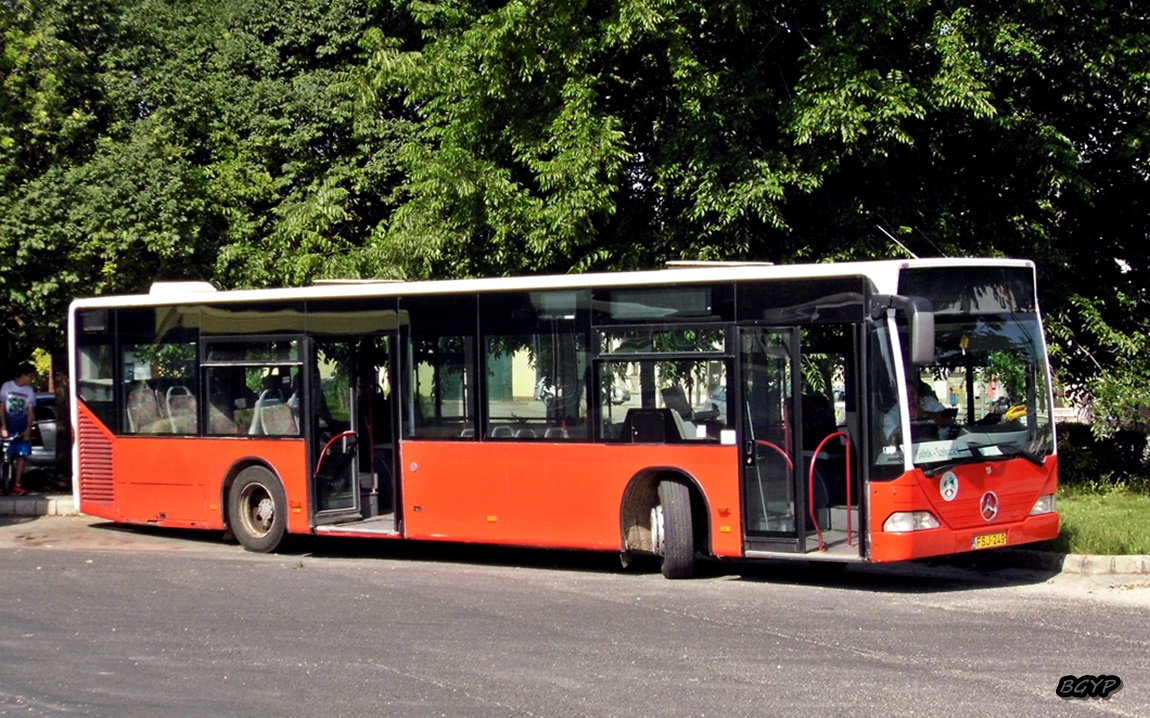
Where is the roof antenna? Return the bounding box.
[877,225,918,259]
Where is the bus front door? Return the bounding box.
[740,326,860,557]
[740,328,803,551]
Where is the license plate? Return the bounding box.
[973,532,1008,550]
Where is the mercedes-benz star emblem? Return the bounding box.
[980,491,1000,522]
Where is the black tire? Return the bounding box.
[657,479,695,579]
[228,466,288,553]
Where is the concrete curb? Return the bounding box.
[0,493,79,517]
[995,548,1150,576]
[1,496,1148,575]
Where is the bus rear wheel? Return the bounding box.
[655,479,695,579]
[229,466,288,553]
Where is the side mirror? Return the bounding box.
[903,297,935,365]
[872,295,936,365]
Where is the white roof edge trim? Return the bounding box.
[312,279,404,285]
[149,281,218,295]
[665,260,775,268]
[69,258,1036,310]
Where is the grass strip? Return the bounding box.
[1037,488,1150,555]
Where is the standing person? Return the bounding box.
[1,362,38,495]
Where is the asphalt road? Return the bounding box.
[2,516,1148,717]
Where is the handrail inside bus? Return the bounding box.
[754,439,793,469]
[314,430,357,477]
[807,431,853,553]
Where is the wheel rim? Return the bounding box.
[239,482,276,538]
[651,504,665,555]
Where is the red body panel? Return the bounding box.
[400,441,743,557]
[868,455,1059,562]
[77,404,308,532]
[76,401,1058,563]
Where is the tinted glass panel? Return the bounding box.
[737,277,867,324]
[76,341,116,427]
[599,358,733,442]
[206,341,301,364]
[305,298,401,335]
[593,284,734,323]
[198,302,306,335]
[482,291,590,440]
[599,327,726,355]
[899,267,1035,314]
[122,342,199,436]
[402,295,477,439]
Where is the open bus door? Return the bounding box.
[740,326,860,558]
[310,336,398,529]
[740,327,802,552]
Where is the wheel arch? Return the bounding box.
[619,466,711,558]
[219,456,285,530]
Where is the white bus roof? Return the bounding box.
[69,257,1035,310]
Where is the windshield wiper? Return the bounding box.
[1006,446,1046,467]
[922,452,986,477]
[923,445,1046,476]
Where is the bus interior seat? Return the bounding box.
[543,427,569,439]
[490,426,513,438]
[208,403,238,434]
[668,409,699,440]
[514,429,537,438]
[459,427,476,437]
[660,386,693,420]
[620,408,680,443]
[250,388,297,436]
[166,385,197,433]
[126,382,163,433]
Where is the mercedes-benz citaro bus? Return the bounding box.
[68,259,1058,578]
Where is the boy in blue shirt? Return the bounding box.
[1,362,38,495]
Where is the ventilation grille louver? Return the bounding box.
[77,413,114,503]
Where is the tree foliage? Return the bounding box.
[2,0,1149,430]
[1,0,416,362]
[363,0,1150,424]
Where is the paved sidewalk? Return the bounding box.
[2,493,1148,575]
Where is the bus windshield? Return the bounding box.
[878,313,1054,472]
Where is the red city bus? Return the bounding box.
[68,259,1058,578]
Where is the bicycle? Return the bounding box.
[1,436,13,495]
[1,436,27,496]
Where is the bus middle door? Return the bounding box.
[310,338,362,523]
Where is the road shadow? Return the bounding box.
[0,516,40,528]
[717,554,1061,594]
[77,520,1062,593]
[292,531,1060,593]
[86,520,231,547]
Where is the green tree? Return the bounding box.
[1,0,418,363]
[1,0,130,361]
[364,0,1150,421]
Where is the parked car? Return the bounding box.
[25,393,70,483]
[703,386,727,416]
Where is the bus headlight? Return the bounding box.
[1029,494,1056,515]
[883,511,941,533]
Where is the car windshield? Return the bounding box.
[874,313,1055,471]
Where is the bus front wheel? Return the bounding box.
[654,479,695,579]
[229,466,288,553]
